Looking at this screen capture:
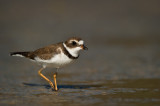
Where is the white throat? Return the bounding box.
[63,43,81,57]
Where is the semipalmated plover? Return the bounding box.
[10,37,88,91]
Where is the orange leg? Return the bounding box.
[38,67,55,90]
[53,72,58,91]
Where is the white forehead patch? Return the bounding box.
[79,40,84,45]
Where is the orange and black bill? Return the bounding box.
[81,45,88,50]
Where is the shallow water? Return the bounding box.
[0,44,160,106]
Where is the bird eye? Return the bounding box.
[72,41,77,45]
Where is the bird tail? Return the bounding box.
[10,52,31,58]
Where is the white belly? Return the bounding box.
[35,52,73,68]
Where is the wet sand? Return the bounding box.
[0,78,160,106]
[0,44,160,106]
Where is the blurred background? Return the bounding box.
[1,0,160,48]
[0,0,160,105]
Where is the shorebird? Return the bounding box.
[10,37,88,91]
